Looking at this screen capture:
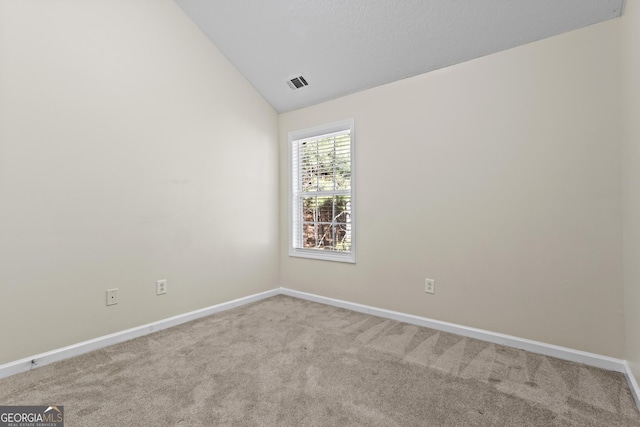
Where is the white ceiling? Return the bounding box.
[175,0,624,113]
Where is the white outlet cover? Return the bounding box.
[425,279,435,294]
[106,288,118,306]
[156,279,167,295]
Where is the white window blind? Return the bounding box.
[289,119,355,263]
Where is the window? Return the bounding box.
[289,119,355,263]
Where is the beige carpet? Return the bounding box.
[0,295,638,426]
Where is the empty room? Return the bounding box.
[1,0,640,425]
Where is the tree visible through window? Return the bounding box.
[289,119,355,262]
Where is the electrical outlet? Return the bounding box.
[425,279,435,294]
[106,288,118,306]
[156,279,167,295]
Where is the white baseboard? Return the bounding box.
[624,361,640,409]
[286,287,640,411]
[280,288,627,373]
[0,288,279,380]
[2,285,637,412]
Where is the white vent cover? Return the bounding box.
[287,75,309,90]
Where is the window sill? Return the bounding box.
[289,248,355,264]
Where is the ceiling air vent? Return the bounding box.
[287,75,309,90]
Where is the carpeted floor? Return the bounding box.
[0,295,638,426]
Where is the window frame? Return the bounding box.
[288,118,356,263]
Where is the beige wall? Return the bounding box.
[622,2,640,381]
[280,20,624,357]
[0,0,279,364]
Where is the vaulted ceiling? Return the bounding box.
[175,0,624,113]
